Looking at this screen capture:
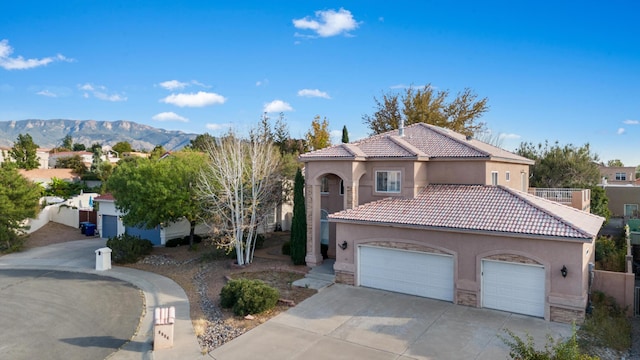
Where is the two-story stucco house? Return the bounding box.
[300,123,604,323]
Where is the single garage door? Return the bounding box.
[358,245,454,301]
[102,215,118,239]
[482,260,545,317]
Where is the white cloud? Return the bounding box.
[206,123,233,131]
[499,133,521,140]
[293,8,359,37]
[263,100,293,113]
[77,83,126,102]
[617,127,626,135]
[152,112,189,122]
[623,119,639,125]
[158,79,210,90]
[330,129,342,144]
[36,90,57,97]
[298,88,330,99]
[256,79,269,87]
[158,80,188,90]
[0,39,73,70]
[161,91,226,107]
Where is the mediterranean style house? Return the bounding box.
[300,123,604,323]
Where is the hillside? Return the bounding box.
[0,119,197,151]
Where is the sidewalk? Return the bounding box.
[0,239,204,360]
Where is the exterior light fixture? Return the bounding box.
[561,265,568,278]
[339,241,348,250]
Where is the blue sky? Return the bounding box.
[1,1,639,165]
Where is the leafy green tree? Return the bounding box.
[89,142,102,153]
[606,159,624,167]
[72,143,86,151]
[62,134,73,149]
[107,150,207,247]
[341,125,349,143]
[55,155,87,176]
[362,85,489,137]
[290,168,307,265]
[150,145,167,160]
[112,141,132,155]
[590,186,611,222]
[10,134,40,170]
[305,115,331,151]
[0,166,42,252]
[189,133,216,152]
[516,141,600,188]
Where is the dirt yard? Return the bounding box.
[23,223,316,351]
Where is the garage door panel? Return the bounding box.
[482,260,545,317]
[359,246,453,301]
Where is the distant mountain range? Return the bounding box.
[0,119,198,151]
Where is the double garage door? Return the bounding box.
[358,246,454,301]
[358,246,545,317]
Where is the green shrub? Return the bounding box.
[106,234,153,263]
[219,278,280,316]
[579,291,631,352]
[501,326,598,360]
[595,236,626,272]
[165,234,203,248]
[281,241,291,255]
[0,229,26,254]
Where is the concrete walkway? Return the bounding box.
[0,239,204,360]
[210,284,573,360]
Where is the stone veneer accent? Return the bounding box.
[456,290,477,307]
[550,306,585,324]
[485,254,540,265]
[305,184,313,250]
[367,241,448,255]
[335,270,355,285]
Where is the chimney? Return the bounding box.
[399,118,405,137]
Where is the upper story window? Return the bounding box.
[505,171,510,182]
[615,172,627,181]
[321,176,329,194]
[376,171,401,193]
[491,171,498,186]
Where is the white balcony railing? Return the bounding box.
[528,188,591,212]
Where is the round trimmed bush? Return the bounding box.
[220,278,280,316]
[106,234,153,263]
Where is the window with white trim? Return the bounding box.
[375,171,401,193]
[616,172,627,181]
[491,171,498,186]
[320,176,329,194]
[505,171,510,182]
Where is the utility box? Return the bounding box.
[95,247,112,271]
[154,306,176,350]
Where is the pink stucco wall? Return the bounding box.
[592,270,635,316]
[333,222,592,321]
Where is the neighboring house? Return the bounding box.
[94,193,208,245]
[300,123,604,323]
[19,168,79,187]
[1,146,51,169]
[48,151,94,169]
[122,151,151,159]
[599,165,636,185]
[601,185,640,217]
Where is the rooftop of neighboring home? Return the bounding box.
[19,168,79,183]
[94,193,115,201]
[300,123,534,164]
[329,184,604,240]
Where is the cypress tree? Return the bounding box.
[341,125,349,143]
[290,168,307,265]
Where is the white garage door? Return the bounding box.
[482,260,545,317]
[358,246,454,301]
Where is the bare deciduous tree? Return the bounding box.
[198,129,280,265]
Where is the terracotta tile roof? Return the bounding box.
[95,193,115,201]
[300,123,533,163]
[329,184,603,240]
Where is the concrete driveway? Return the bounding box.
[210,284,572,360]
